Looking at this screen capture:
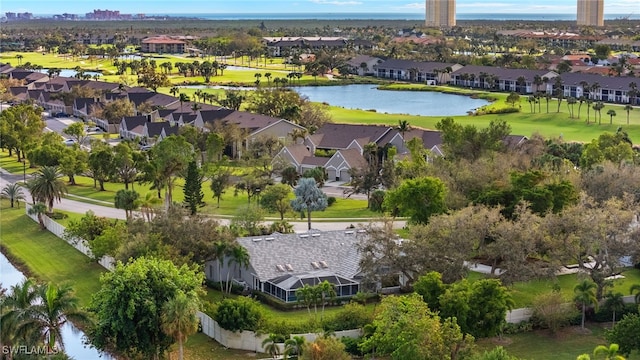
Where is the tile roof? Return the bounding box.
[121,115,148,130]
[558,73,637,90]
[236,229,364,282]
[282,144,312,164]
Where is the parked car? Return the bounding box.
[54,112,68,118]
[140,145,153,151]
[63,139,76,146]
[86,126,102,133]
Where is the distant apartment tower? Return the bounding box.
[577,0,604,26]
[425,0,456,27]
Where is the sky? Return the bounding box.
[2,0,638,15]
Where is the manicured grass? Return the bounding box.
[202,287,375,327]
[477,324,610,359]
[508,268,640,308]
[0,200,105,307]
[64,175,374,219]
[169,333,250,360]
[0,149,39,176]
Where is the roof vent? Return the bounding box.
[320,261,329,268]
[311,262,320,269]
[357,229,367,233]
[345,230,355,235]
[311,233,321,237]
[265,237,275,241]
[299,234,309,238]
[285,264,294,271]
[276,264,286,272]
[253,238,263,242]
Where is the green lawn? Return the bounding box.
[477,324,609,360]
[0,150,39,176]
[0,200,106,307]
[508,269,640,308]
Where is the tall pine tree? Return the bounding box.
[183,161,204,215]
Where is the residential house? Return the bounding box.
[140,36,186,53]
[324,149,369,182]
[7,70,49,87]
[192,108,236,129]
[142,121,177,143]
[376,60,462,84]
[451,65,557,94]
[205,230,367,303]
[346,55,383,76]
[402,129,445,159]
[554,73,639,104]
[206,111,305,158]
[119,115,149,140]
[305,123,404,155]
[263,36,373,57]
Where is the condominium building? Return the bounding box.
[425,0,456,27]
[577,0,604,27]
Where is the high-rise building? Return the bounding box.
[577,0,604,26]
[425,0,456,27]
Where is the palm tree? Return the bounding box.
[284,335,305,359]
[179,93,190,113]
[209,241,229,291]
[16,54,23,65]
[630,284,640,304]
[607,109,617,124]
[170,86,179,97]
[18,283,91,355]
[604,292,625,327]
[1,279,39,351]
[264,72,272,86]
[318,281,337,319]
[262,333,281,359]
[295,285,316,316]
[27,202,47,230]
[574,280,598,330]
[161,291,200,360]
[226,245,250,294]
[137,191,161,222]
[593,102,605,125]
[593,343,626,360]
[624,105,633,125]
[28,166,67,213]
[1,183,25,208]
[397,120,411,143]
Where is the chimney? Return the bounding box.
[147,114,152,122]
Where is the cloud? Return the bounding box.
[309,0,363,5]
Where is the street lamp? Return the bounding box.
[22,159,26,183]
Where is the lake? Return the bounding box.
[0,252,112,360]
[294,85,489,116]
[181,84,489,116]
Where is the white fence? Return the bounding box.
[25,204,115,270]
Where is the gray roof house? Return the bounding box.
[305,123,404,154]
[451,65,557,94]
[205,230,366,303]
[119,115,149,140]
[347,55,383,76]
[555,73,639,105]
[375,60,462,84]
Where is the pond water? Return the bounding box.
[42,69,102,78]
[294,84,490,116]
[0,252,112,360]
[180,84,489,116]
